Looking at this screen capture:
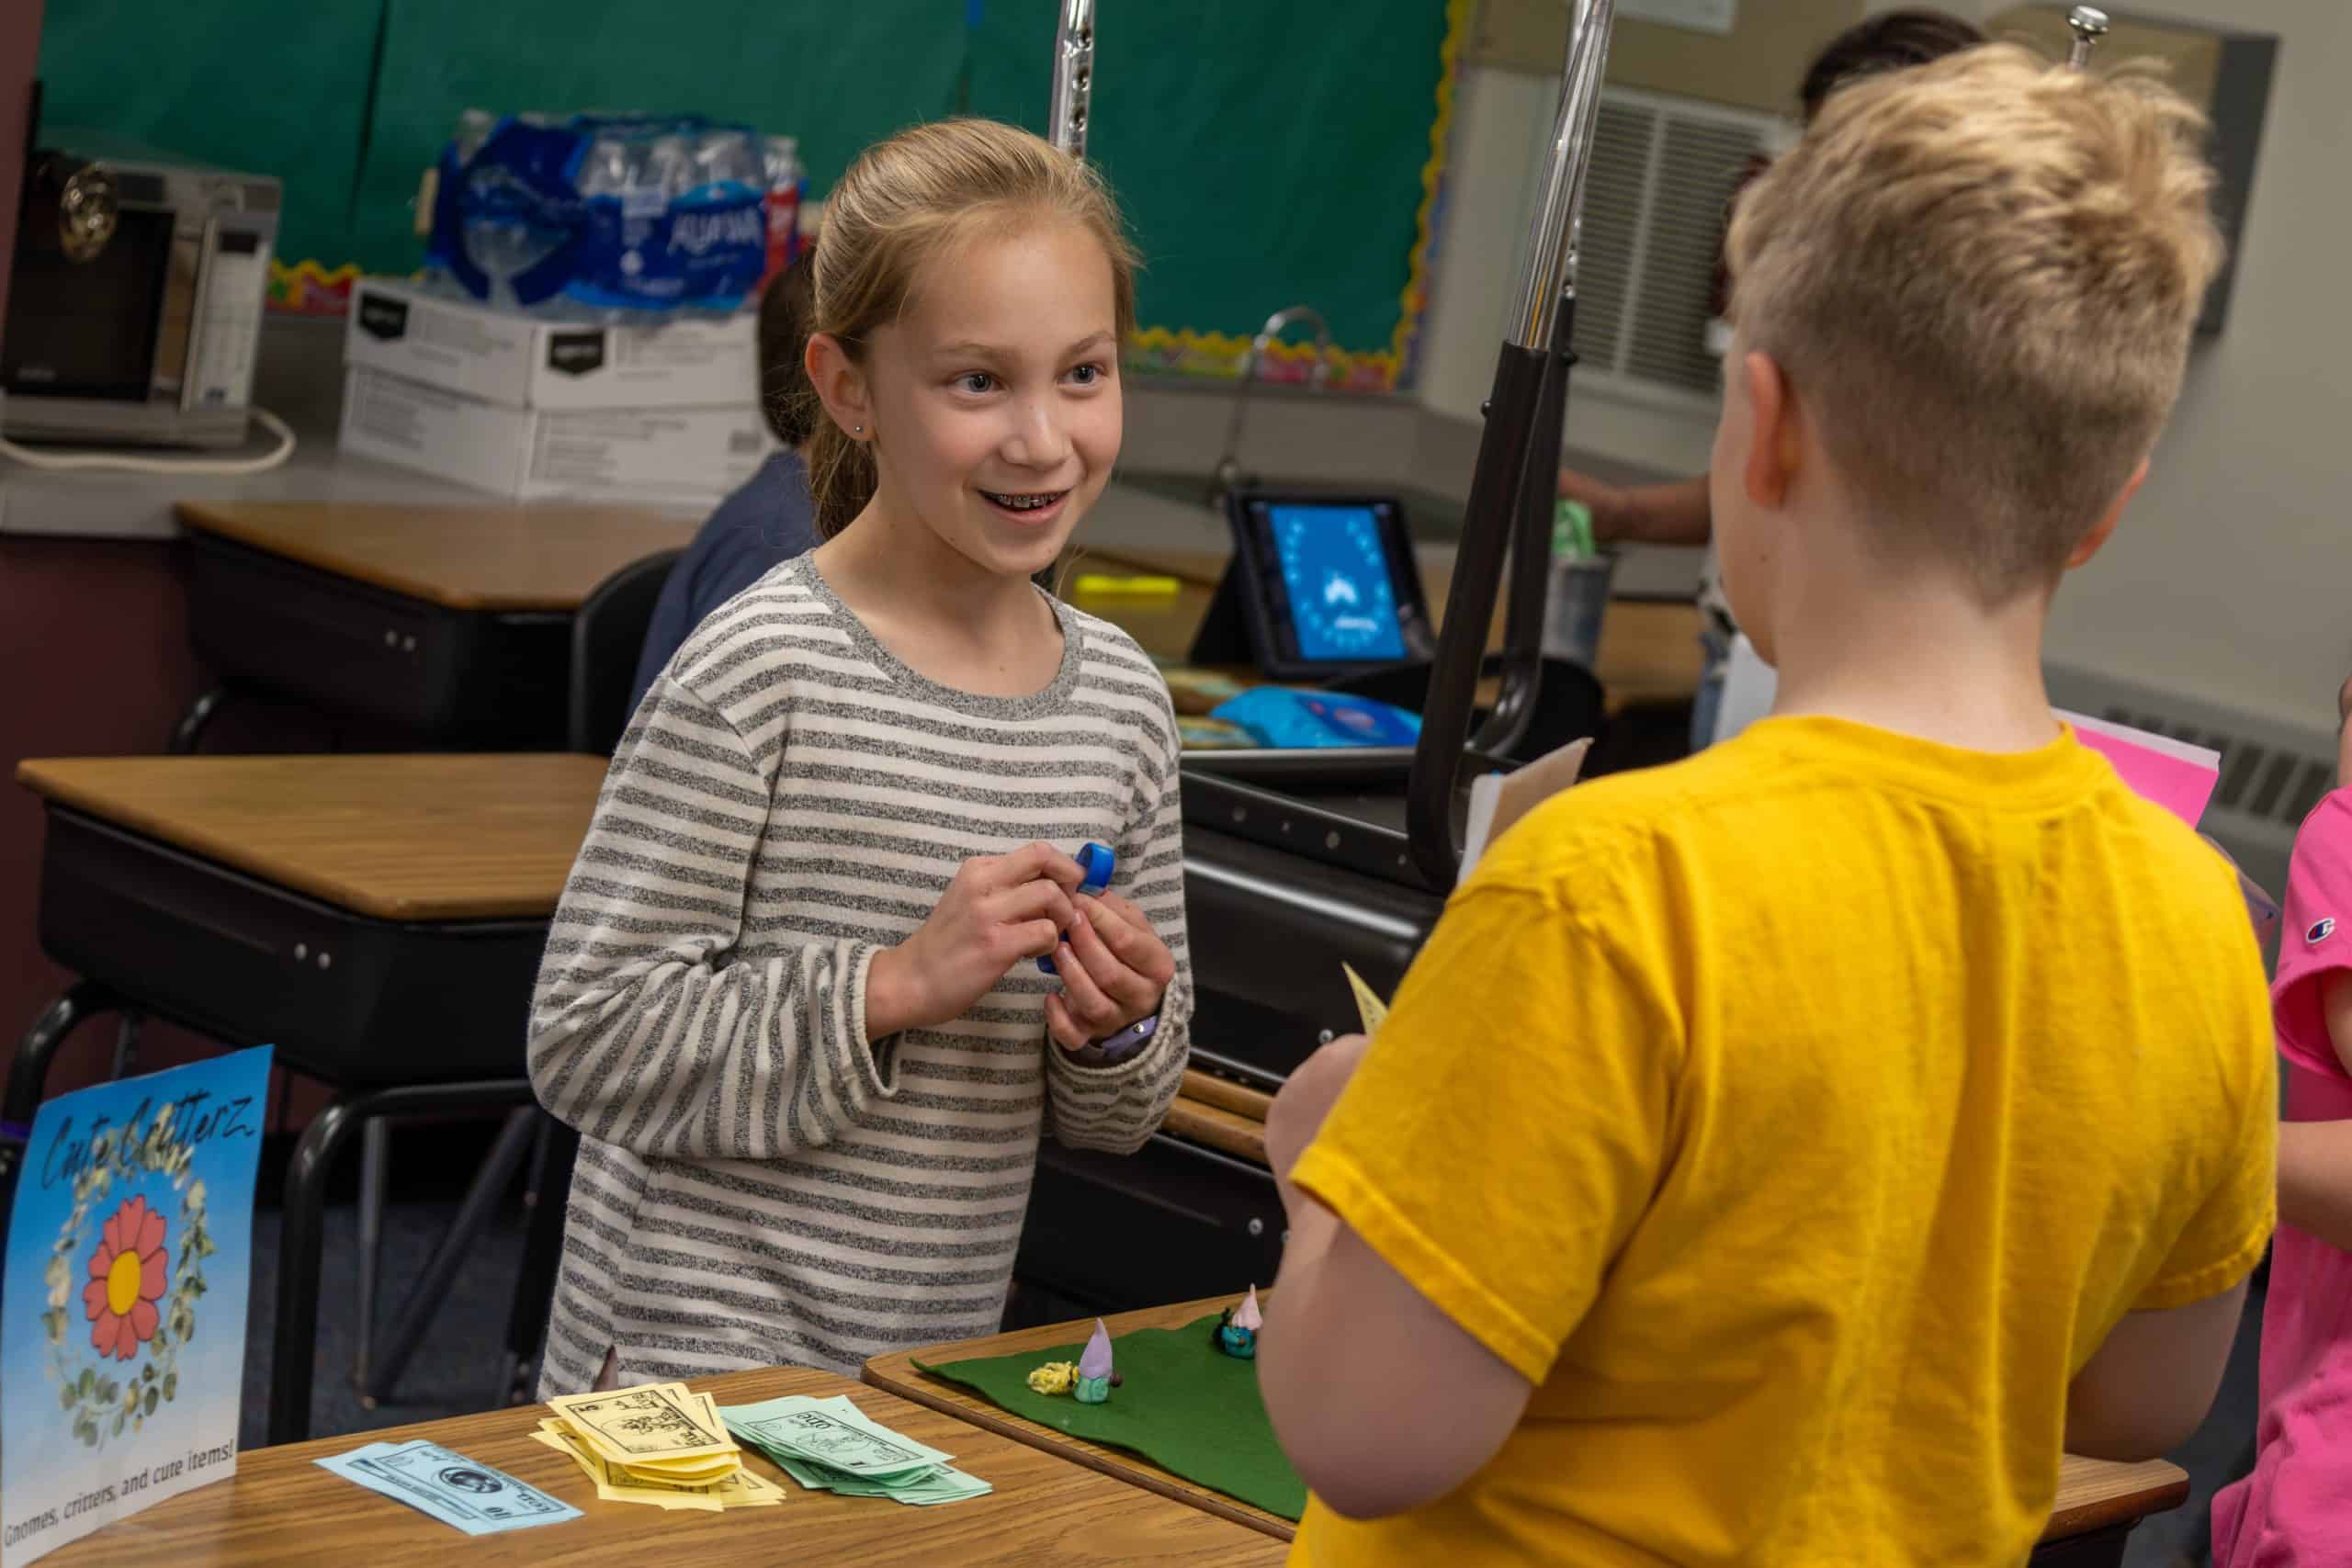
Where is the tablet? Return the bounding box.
[1213,491,1436,682]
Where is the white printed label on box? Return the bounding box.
[345,278,757,412]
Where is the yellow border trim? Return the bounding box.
[267,258,362,314]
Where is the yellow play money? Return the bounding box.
[547,1382,738,1469]
[538,1382,779,1510]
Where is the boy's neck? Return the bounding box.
[1764,561,2062,755]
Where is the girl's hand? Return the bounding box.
[1044,891,1176,1053]
[867,843,1083,1040]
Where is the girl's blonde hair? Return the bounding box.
[803,118,1140,539]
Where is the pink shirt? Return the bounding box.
[2213,789,2352,1566]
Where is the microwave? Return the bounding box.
[2,131,278,448]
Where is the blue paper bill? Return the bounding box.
[315,1438,581,1534]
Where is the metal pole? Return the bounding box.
[2065,6,2109,70]
[1049,0,1097,159]
[1406,0,1619,890]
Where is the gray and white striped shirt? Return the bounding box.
[530,555,1191,1393]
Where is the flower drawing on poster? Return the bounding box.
[83,1197,167,1360]
[39,1103,211,1449]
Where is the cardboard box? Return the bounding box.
[344,276,758,411]
[338,366,772,502]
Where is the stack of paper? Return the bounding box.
[534,1382,786,1511]
[720,1393,992,1506]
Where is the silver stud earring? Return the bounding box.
[853,424,865,435]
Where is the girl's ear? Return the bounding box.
[806,333,873,438]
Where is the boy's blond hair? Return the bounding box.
[1725,45,2224,601]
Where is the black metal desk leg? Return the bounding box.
[266,1080,536,1446]
[354,1120,390,1387]
[268,1093,371,1447]
[362,1106,537,1404]
[170,684,230,754]
[499,1115,579,1406]
[0,981,128,1237]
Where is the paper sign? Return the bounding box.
[2,1046,272,1567]
[2059,711,2222,829]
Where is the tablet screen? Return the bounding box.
[1269,502,1408,663]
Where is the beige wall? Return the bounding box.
[1419,1,2350,731]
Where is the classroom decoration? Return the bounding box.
[1,1046,272,1568]
[1213,1285,1263,1359]
[1074,1318,1116,1404]
[921,1309,1308,1520]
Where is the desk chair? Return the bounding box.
[348,549,684,1410]
[493,548,680,1404]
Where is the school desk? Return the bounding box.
[173,501,698,750]
[877,1302,2191,1562]
[37,1366,1284,1566]
[3,754,607,1446]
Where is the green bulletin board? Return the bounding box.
[33,0,1467,389]
[31,0,380,271]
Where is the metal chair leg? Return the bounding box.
[108,1010,144,1080]
[499,1115,579,1406]
[0,980,125,1244]
[362,1106,538,1404]
[267,1080,534,1447]
[169,684,229,754]
[353,1119,390,1387]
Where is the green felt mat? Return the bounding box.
[918,1312,1306,1521]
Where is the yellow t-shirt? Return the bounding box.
[1288,716,2276,1567]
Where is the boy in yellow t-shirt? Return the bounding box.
[1259,46,2274,1568]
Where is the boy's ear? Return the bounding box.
[2064,456,2149,570]
[805,333,872,438]
[1741,351,1798,511]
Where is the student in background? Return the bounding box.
[1557,8,1984,751]
[532,118,1190,1393]
[2211,674,2352,1567]
[628,259,820,712]
[1259,49,2270,1566]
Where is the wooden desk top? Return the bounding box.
[16,754,606,922]
[872,1297,2191,1551]
[1074,546,1702,713]
[44,1367,1284,1567]
[176,500,700,613]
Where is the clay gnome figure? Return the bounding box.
[1074,1318,1115,1404]
[1214,1284,1263,1359]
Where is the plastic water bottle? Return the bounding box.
[1542,500,1615,669]
[575,132,632,201]
[694,127,762,192]
[761,135,804,288]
